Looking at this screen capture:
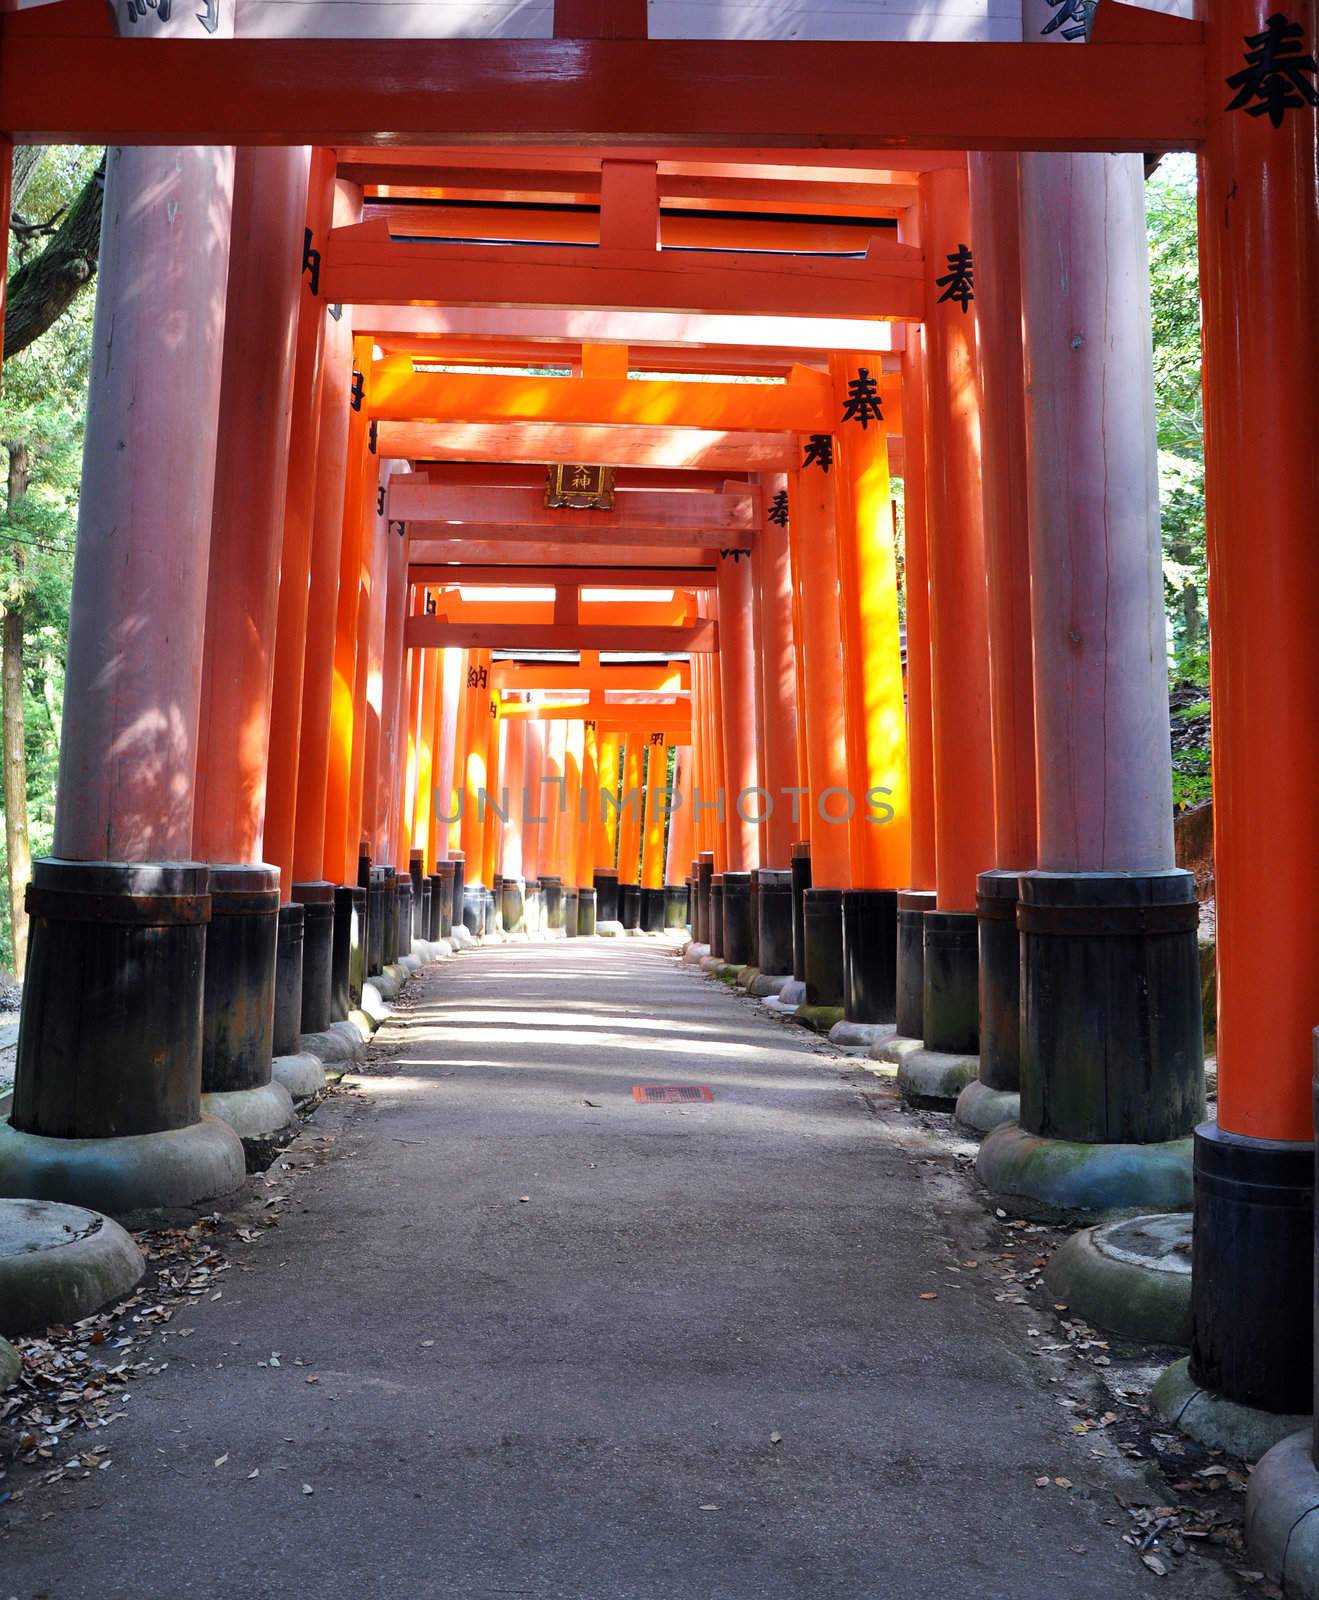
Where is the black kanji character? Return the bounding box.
[350,370,364,411]
[936,244,975,313]
[802,434,833,474]
[767,488,790,527]
[1040,0,1095,43]
[840,367,884,430]
[1226,13,1319,127]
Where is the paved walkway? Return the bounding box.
[1,941,1227,1598]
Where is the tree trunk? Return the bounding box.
[11,146,46,210]
[2,440,32,975]
[3,158,104,361]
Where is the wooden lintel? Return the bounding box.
[377,421,796,471]
[404,618,718,653]
[388,482,755,533]
[410,565,718,589]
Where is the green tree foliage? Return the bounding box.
[1147,155,1211,808]
[1,147,98,973]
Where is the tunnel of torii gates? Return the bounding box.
[1,0,1318,1575]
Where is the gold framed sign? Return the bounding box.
[545,464,615,510]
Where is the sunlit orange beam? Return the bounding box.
[389,482,755,533]
[376,422,796,471]
[405,619,718,653]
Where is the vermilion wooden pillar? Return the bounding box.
[894,331,938,1039]
[263,146,336,903]
[499,715,528,932]
[960,152,1038,1130]
[293,180,358,896]
[640,737,667,931]
[377,500,408,868]
[1193,0,1319,1445]
[324,333,374,886]
[918,165,995,1061]
[2,145,246,1214]
[412,645,440,872]
[787,458,850,1008]
[192,146,306,1133]
[561,721,584,935]
[716,547,760,964]
[978,150,1202,1220]
[457,648,492,918]
[575,722,600,932]
[541,719,567,933]
[593,730,622,923]
[830,352,910,1028]
[522,717,546,932]
[664,744,694,931]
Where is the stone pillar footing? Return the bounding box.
[500,876,527,935]
[640,886,665,933]
[842,887,898,1025]
[461,880,486,938]
[620,881,642,933]
[955,1080,1021,1136]
[593,868,620,924]
[0,1197,145,1335]
[755,868,792,977]
[975,1121,1194,1224]
[576,887,598,937]
[1154,1358,1310,1463]
[330,885,356,1019]
[541,875,563,932]
[272,1052,329,1103]
[1043,1212,1191,1346]
[695,854,714,947]
[896,889,935,1039]
[789,843,811,984]
[201,1079,296,1168]
[897,1047,979,1109]
[1246,1431,1319,1594]
[662,883,689,931]
[563,887,580,937]
[828,1019,895,1050]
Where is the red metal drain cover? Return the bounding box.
[632,1085,714,1104]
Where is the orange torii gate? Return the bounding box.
[2,4,1318,1576]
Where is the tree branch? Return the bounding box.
[3,157,104,362]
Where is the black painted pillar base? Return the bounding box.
[292,880,336,1035]
[462,881,485,937]
[492,874,503,934]
[396,876,414,959]
[449,851,465,929]
[620,881,641,931]
[202,864,280,1094]
[976,870,1022,1092]
[331,884,356,1017]
[664,883,689,930]
[577,886,597,936]
[432,864,454,940]
[273,902,305,1058]
[1020,869,1204,1144]
[1188,1120,1314,1416]
[483,885,498,937]
[696,853,714,946]
[687,868,696,934]
[366,867,386,974]
[382,869,400,965]
[638,886,663,933]
[594,868,620,924]
[841,888,898,1025]
[755,868,793,977]
[562,884,579,937]
[348,886,367,1006]
[419,880,432,945]
[524,877,541,935]
[0,859,246,1216]
[923,909,979,1055]
[896,889,936,1039]
[708,877,726,960]
[409,850,425,944]
[803,887,845,1008]
[541,874,563,931]
[722,870,756,966]
[790,842,812,984]
[500,875,526,933]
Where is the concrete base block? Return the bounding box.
[897,1048,979,1109]
[201,1081,296,1167]
[748,973,790,999]
[0,1198,145,1335]
[794,1004,845,1035]
[870,1033,925,1066]
[1155,1357,1310,1462]
[0,1115,246,1223]
[382,962,409,991]
[595,920,625,938]
[1,1335,18,1387]
[1247,1430,1319,1594]
[699,955,724,974]
[398,953,423,974]
[345,1007,379,1039]
[734,966,760,991]
[829,1020,897,1050]
[715,963,746,985]
[359,982,393,1023]
[976,1122,1195,1223]
[955,1080,1022,1136]
[683,942,710,966]
[1044,1213,1192,1346]
[272,1053,330,1102]
[778,978,808,1008]
[298,1027,363,1065]
[449,924,476,950]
